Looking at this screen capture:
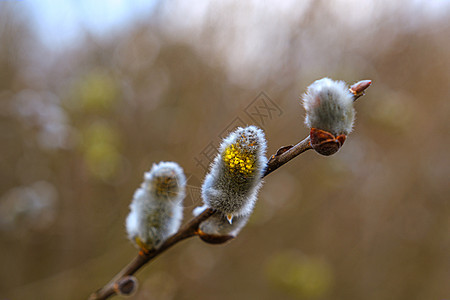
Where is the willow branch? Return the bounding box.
[264,136,312,177]
[89,139,313,300]
[89,80,371,300]
[89,208,215,300]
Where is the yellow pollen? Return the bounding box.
[223,144,256,175]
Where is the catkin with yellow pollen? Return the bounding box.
[201,126,267,224]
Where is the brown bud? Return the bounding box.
[350,80,372,100]
[310,128,346,156]
[197,229,235,244]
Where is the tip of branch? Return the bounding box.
[350,80,372,100]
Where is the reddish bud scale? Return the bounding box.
[310,128,346,156]
[350,80,372,98]
[197,229,235,244]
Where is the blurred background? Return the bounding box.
[1,1,449,299]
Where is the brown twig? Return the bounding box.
[89,80,371,299]
[89,139,312,299]
[264,136,312,177]
[89,208,215,300]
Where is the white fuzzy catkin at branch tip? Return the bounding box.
[201,126,267,223]
[126,161,186,250]
[302,77,355,135]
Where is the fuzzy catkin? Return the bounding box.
[201,126,267,222]
[194,205,250,238]
[302,78,355,135]
[126,161,186,250]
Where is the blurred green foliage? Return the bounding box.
[77,71,119,114]
[82,121,121,180]
[265,251,333,299]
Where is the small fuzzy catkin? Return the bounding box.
[126,161,186,251]
[194,205,250,240]
[302,77,355,136]
[201,126,267,223]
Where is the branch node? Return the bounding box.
[114,276,138,296]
